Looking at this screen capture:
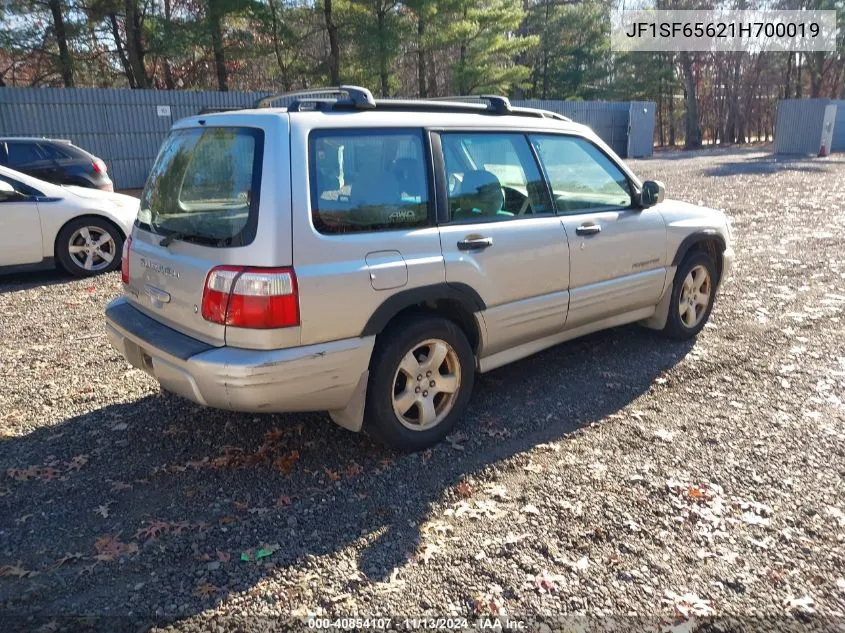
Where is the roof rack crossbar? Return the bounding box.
[255,85,376,109]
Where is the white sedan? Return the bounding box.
[0,165,139,277]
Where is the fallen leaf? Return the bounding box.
[94,504,111,519]
[323,467,341,481]
[529,571,565,593]
[275,495,292,507]
[654,428,675,442]
[446,431,467,451]
[485,484,508,501]
[455,481,473,498]
[274,451,300,475]
[419,543,439,565]
[193,582,218,597]
[344,462,364,477]
[93,535,138,560]
[663,590,715,618]
[784,595,815,614]
[217,550,231,563]
[570,556,589,573]
[0,562,37,578]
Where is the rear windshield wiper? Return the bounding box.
[158,232,186,248]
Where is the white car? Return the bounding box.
[0,165,139,277]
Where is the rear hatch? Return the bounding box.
[124,117,290,347]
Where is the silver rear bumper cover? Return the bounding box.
[104,296,374,414]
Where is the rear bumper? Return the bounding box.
[104,297,375,413]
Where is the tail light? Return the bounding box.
[201,266,299,329]
[92,158,107,174]
[121,236,132,284]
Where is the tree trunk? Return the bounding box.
[809,52,824,98]
[48,0,74,87]
[324,0,340,85]
[668,84,676,146]
[680,52,701,149]
[417,12,426,97]
[377,6,389,96]
[784,52,793,99]
[162,0,175,89]
[124,0,147,88]
[268,0,291,90]
[209,9,228,91]
[109,13,136,88]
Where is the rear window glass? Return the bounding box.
[309,129,431,234]
[137,127,263,246]
[6,142,45,166]
[38,143,74,160]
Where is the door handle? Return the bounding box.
[575,223,601,236]
[457,237,493,251]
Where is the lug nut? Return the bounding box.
[417,374,423,381]
[426,371,432,377]
[423,391,429,397]
[429,380,436,387]
[415,387,421,393]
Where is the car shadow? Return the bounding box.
[703,153,841,177]
[0,268,76,294]
[0,324,694,628]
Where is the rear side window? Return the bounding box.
[309,129,431,234]
[6,142,45,166]
[38,143,73,160]
[137,127,263,246]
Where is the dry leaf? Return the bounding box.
[194,582,218,597]
[419,543,439,565]
[455,481,473,498]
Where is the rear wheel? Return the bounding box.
[661,251,717,340]
[56,217,123,277]
[364,314,475,451]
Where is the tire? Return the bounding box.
[364,314,475,451]
[56,217,124,278]
[661,250,718,340]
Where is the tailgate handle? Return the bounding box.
[144,284,172,304]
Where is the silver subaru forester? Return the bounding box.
[105,86,734,451]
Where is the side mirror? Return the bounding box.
[640,180,665,208]
[0,180,21,202]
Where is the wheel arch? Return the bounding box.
[361,283,485,354]
[53,213,127,274]
[53,213,127,258]
[671,230,726,284]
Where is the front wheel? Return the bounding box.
[56,217,123,277]
[364,314,475,451]
[661,251,718,340]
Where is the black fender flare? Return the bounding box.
[360,283,485,337]
[671,230,726,266]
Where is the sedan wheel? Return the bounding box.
[56,217,123,277]
[68,226,116,273]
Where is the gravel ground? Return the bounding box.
[1,148,844,632]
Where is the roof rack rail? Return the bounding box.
[426,94,513,114]
[255,85,376,110]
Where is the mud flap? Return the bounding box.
[328,370,369,432]
[639,266,676,331]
